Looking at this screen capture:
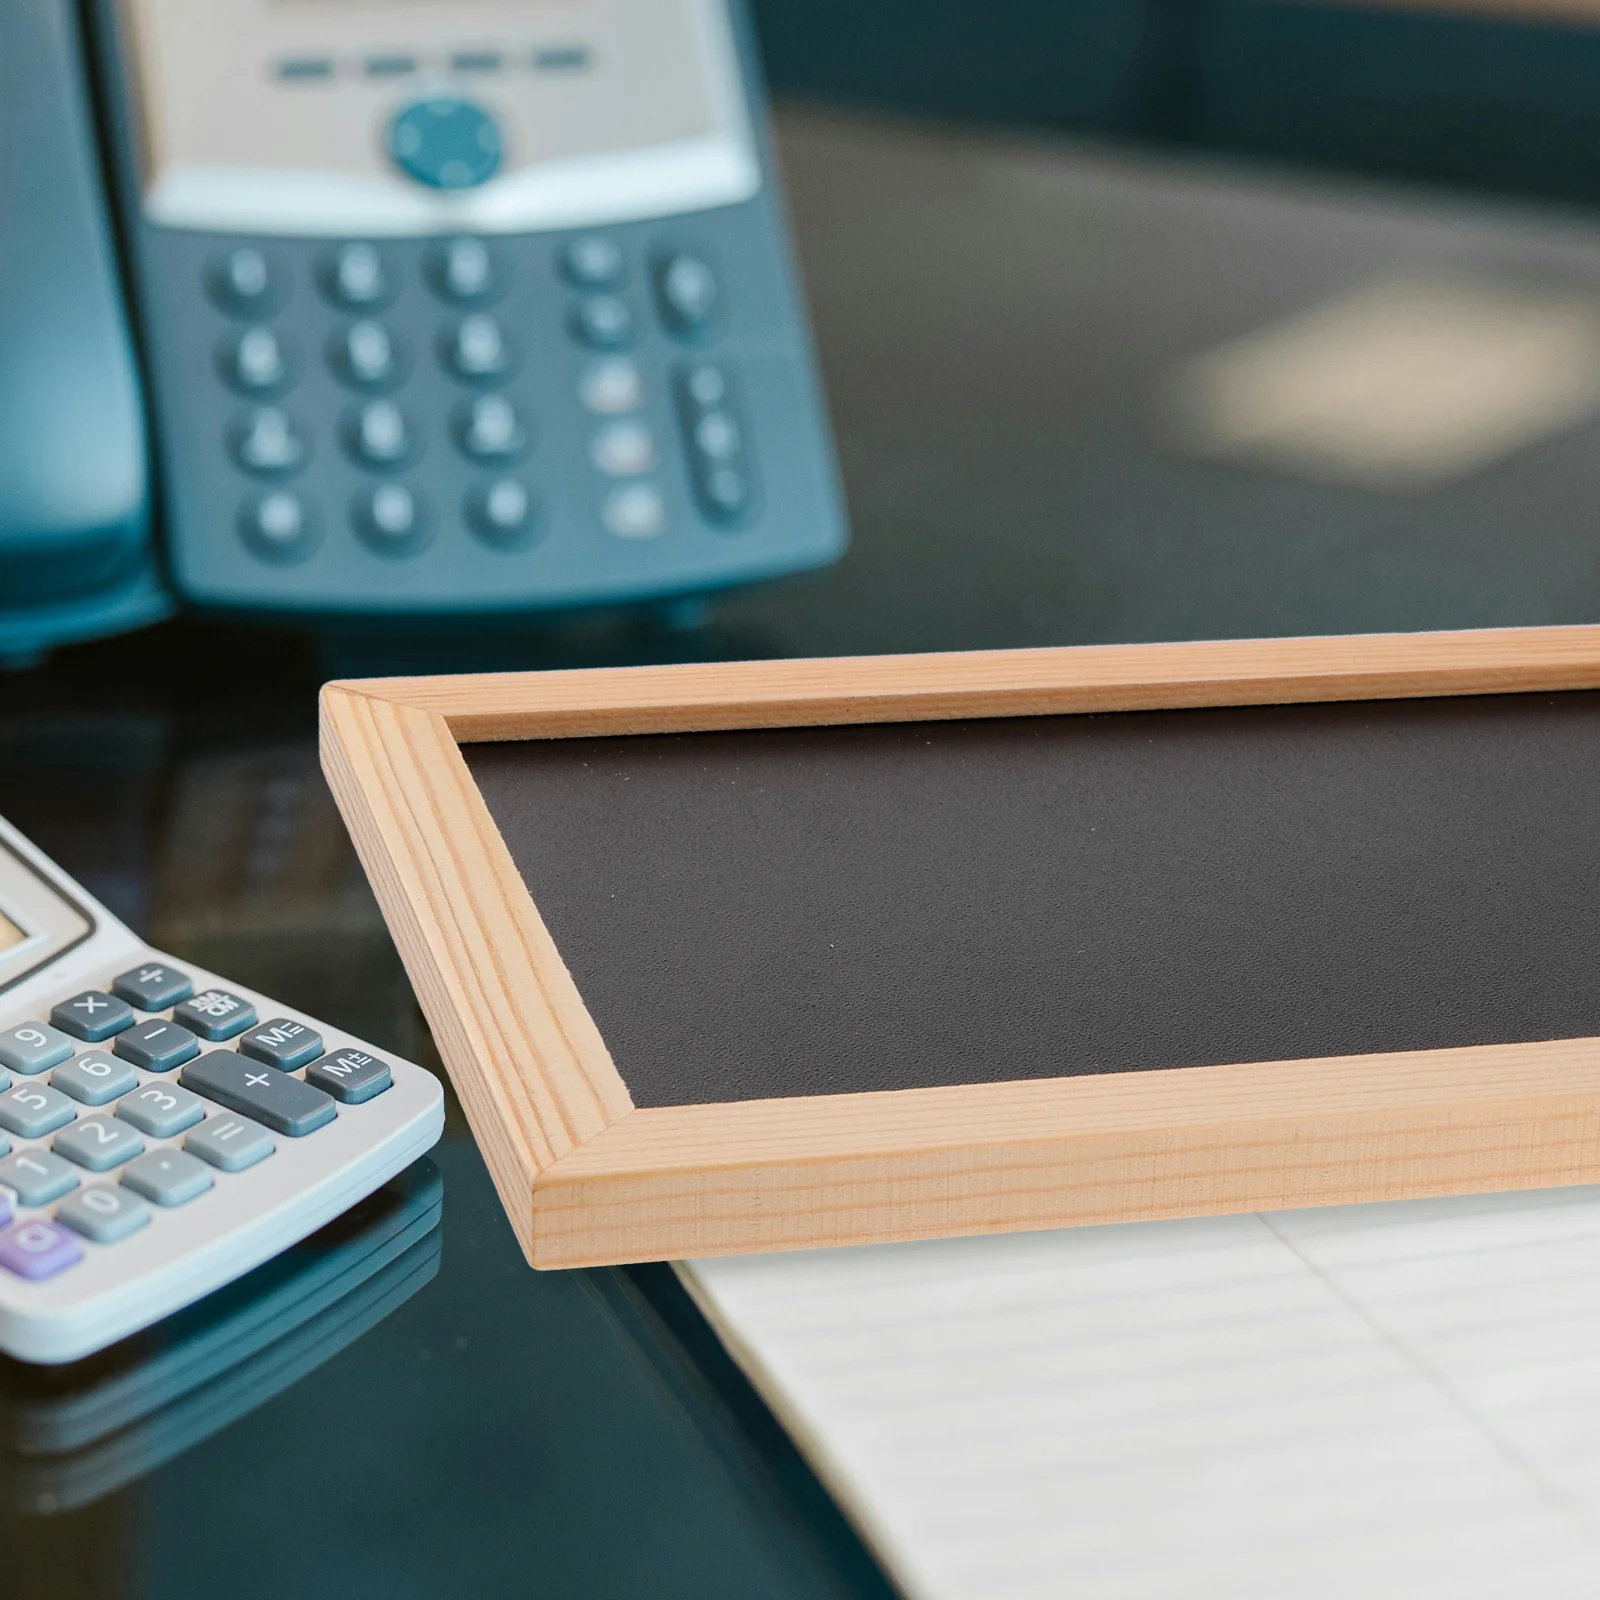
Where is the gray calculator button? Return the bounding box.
[52,1052,138,1106]
[51,991,134,1043]
[111,963,194,1012]
[0,1149,77,1206]
[222,326,292,395]
[0,1082,75,1139]
[443,314,515,380]
[231,408,307,477]
[239,1018,324,1072]
[600,483,666,539]
[186,1114,275,1173]
[58,1186,150,1245]
[172,990,257,1042]
[239,490,319,565]
[305,1048,392,1104]
[654,251,718,335]
[182,1051,336,1137]
[454,394,528,461]
[353,483,431,557]
[577,356,644,416]
[570,295,634,351]
[430,236,496,302]
[560,234,625,288]
[323,243,390,307]
[331,320,403,389]
[117,1082,206,1139]
[122,1150,213,1208]
[590,419,656,477]
[115,1018,200,1073]
[55,1116,143,1173]
[207,247,280,315]
[465,478,536,549]
[0,1023,73,1076]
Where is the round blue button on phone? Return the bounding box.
[388,97,503,190]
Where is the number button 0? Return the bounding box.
[58,1186,150,1245]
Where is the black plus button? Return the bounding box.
[181,1052,336,1137]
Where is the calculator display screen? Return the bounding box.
[0,914,23,953]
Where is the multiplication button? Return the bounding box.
[51,991,134,1043]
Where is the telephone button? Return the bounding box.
[220,327,292,395]
[466,478,537,548]
[570,295,635,350]
[442,314,516,381]
[428,236,497,303]
[560,235,625,289]
[601,483,667,539]
[654,251,718,337]
[207,248,284,316]
[239,491,319,564]
[453,394,528,462]
[231,408,307,477]
[578,356,644,416]
[330,321,405,390]
[343,400,417,469]
[388,96,502,190]
[353,484,431,557]
[321,243,391,308]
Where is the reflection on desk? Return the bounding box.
[0,1160,441,1516]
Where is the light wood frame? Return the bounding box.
[321,625,1600,1267]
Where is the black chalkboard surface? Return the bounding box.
[468,692,1600,1109]
[322,630,1600,1267]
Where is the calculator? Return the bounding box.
[92,0,847,617]
[0,814,444,1364]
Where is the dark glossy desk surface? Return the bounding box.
[8,108,1600,1600]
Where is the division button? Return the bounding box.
[560,235,625,288]
[121,1149,213,1208]
[465,478,536,548]
[51,991,135,1043]
[577,356,644,415]
[330,320,403,388]
[117,1082,206,1139]
[173,990,257,1042]
[345,399,416,467]
[58,1186,150,1245]
[570,295,635,350]
[181,1052,337,1137]
[430,236,495,302]
[114,1018,200,1073]
[455,394,528,461]
[0,1023,74,1076]
[388,96,503,190]
[590,419,656,476]
[186,1114,275,1173]
[55,1116,143,1173]
[600,482,667,539]
[654,251,718,335]
[239,491,318,564]
[52,1052,138,1106]
[353,483,431,556]
[305,1048,392,1104]
[443,314,515,380]
[231,408,307,477]
[0,1148,78,1206]
[0,1219,82,1281]
[222,326,291,394]
[0,1082,76,1140]
[111,963,194,1012]
[323,242,390,307]
[238,1018,324,1072]
[207,247,280,315]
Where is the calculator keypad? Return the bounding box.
[0,958,395,1286]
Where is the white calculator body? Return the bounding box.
[0,813,444,1364]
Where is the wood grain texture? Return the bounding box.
[529,1038,1600,1266]
[333,625,1600,743]
[320,686,632,1254]
[320,629,1600,1266]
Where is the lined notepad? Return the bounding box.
[684,1188,1600,1598]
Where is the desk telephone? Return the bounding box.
[0,0,846,660]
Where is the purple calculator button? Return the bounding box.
[0,1218,83,1280]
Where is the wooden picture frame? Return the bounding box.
[321,625,1600,1268]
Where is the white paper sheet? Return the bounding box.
[684,1187,1600,1598]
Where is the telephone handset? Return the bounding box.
[1,0,846,652]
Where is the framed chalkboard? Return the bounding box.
[321,628,1600,1267]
